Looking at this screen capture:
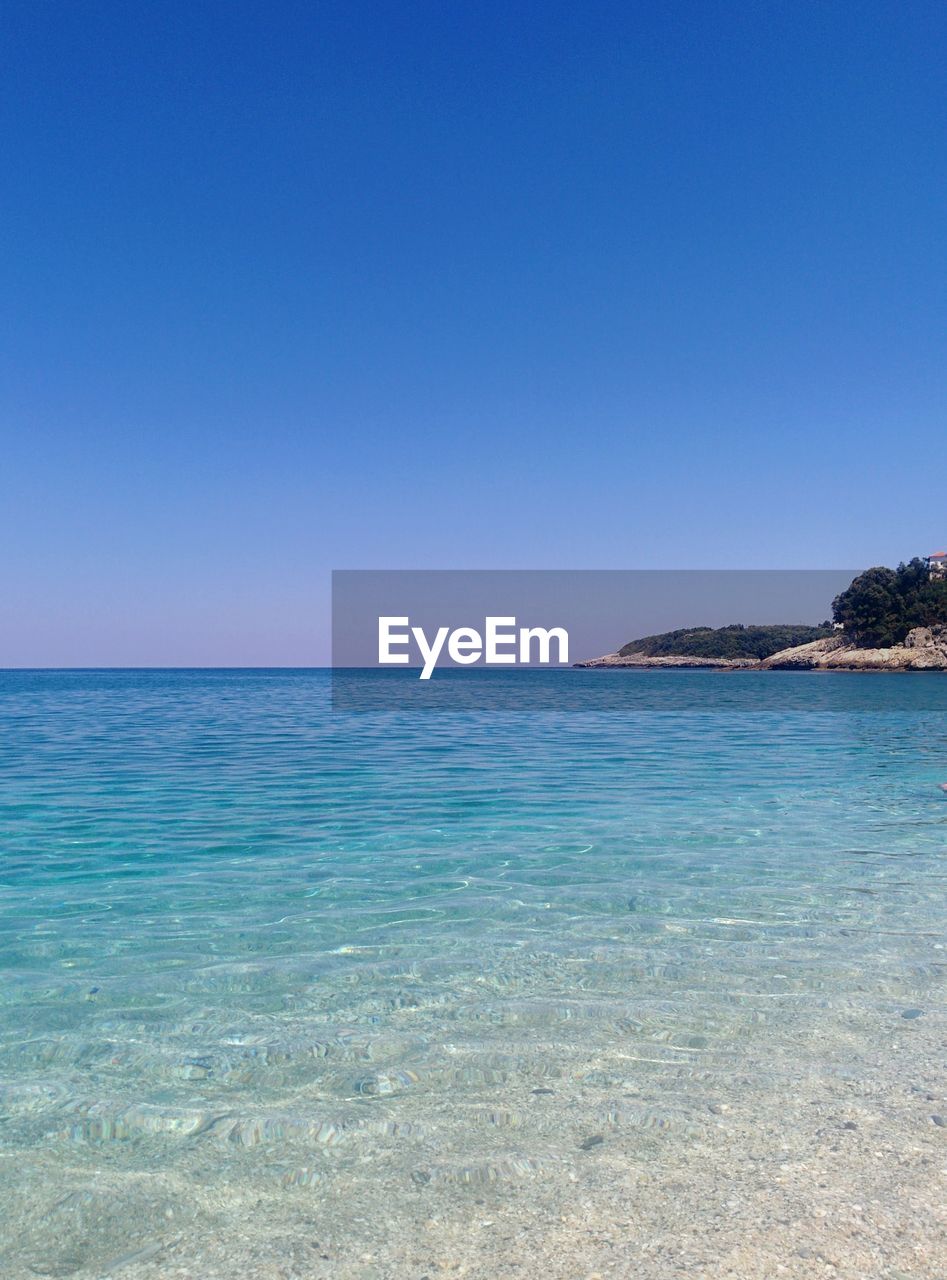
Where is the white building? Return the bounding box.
[927,551,947,579]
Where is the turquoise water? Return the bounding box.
[1,669,945,1278]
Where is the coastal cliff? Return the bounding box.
[761,626,947,671]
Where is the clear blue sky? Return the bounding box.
[2,1,945,665]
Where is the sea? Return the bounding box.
[0,669,945,1278]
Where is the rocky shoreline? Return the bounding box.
[573,652,758,670]
[575,627,947,672]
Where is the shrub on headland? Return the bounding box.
[618,624,833,661]
[832,559,947,648]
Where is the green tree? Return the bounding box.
[832,559,947,646]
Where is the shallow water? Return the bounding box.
[0,669,945,1278]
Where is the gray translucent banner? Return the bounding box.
[330,569,878,710]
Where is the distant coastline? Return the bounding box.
[574,628,947,672]
[575,558,947,672]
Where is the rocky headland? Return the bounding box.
[575,626,947,672]
[760,625,947,671]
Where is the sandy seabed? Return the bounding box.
[3,988,943,1280]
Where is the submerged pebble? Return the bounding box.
[412,1155,550,1186]
[281,1167,323,1188]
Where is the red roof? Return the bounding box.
[929,551,947,559]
